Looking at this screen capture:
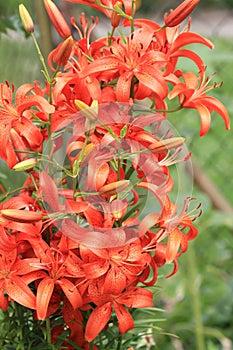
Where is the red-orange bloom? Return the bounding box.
[80,28,168,102]
[0,247,41,310]
[80,242,152,295]
[132,18,214,77]
[169,72,230,136]
[30,239,83,320]
[0,82,54,167]
[85,287,153,342]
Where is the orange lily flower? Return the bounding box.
[140,196,200,276]
[169,71,230,135]
[80,28,168,102]
[0,82,54,167]
[80,241,151,295]
[85,287,153,342]
[0,247,42,310]
[132,18,214,76]
[30,238,83,320]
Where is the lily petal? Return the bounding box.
[194,102,211,136]
[36,277,55,320]
[85,302,112,342]
[57,278,82,310]
[113,302,134,334]
[5,276,36,309]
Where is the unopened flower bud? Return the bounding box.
[54,36,73,66]
[44,0,71,39]
[111,200,128,220]
[148,137,185,153]
[164,0,200,27]
[13,158,37,171]
[75,99,98,122]
[19,4,34,33]
[99,180,130,196]
[1,209,42,223]
[111,1,122,28]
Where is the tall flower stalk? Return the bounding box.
[0,0,230,348]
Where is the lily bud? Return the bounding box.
[1,209,42,223]
[111,200,128,220]
[75,99,98,122]
[44,0,71,39]
[148,137,185,153]
[54,36,73,66]
[99,180,130,196]
[164,0,200,27]
[111,1,122,28]
[13,158,37,171]
[19,4,34,33]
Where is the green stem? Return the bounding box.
[130,0,136,33]
[31,33,51,82]
[186,246,206,350]
[135,105,183,114]
[0,186,31,203]
[116,334,122,350]
[108,26,115,46]
[95,0,132,20]
[15,304,25,350]
[46,318,52,345]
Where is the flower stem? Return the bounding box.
[130,0,137,33]
[31,33,51,82]
[46,318,52,345]
[135,105,183,114]
[108,26,115,45]
[0,186,31,203]
[116,334,122,350]
[15,304,25,350]
[186,246,206,350]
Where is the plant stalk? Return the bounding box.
[186,246,206,350]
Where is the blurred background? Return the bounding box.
[0,1,233,349]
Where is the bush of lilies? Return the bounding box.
[0,0,230,348]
